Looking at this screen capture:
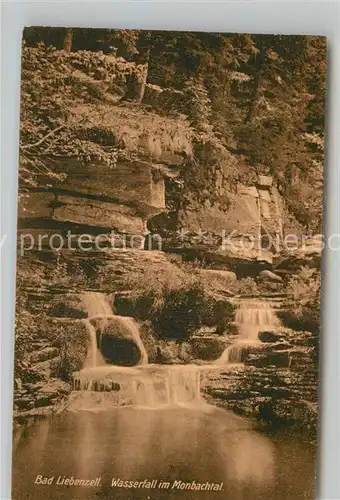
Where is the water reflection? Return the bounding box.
[12,407,315,500]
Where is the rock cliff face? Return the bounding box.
[179,175,284,244]
[18,158,172,237]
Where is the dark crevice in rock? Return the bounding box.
[19,187,147,218]
[18,218,113,234]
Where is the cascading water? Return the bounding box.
[235,300,281,340]
[84,321,106,368]
[68,292,203,411]
[83,314,149,368]
[217,299,281,365]
[70,364,203,411]
[81,292,114,368]
[132,365,201,407]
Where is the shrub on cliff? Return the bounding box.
[233,277,260,296]
[14,292,36,380]
[202,298,236,335]
[152,283,206,339]
[14,265,46,380]
[122,266,225,339]
[50,319,88,381]
[280,267,321,335]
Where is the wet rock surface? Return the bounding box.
[201,326,318,438]
[258,331,283,343]
[90,316,147,366]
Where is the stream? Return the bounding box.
[12,295,316,500]
[12,406,316,500]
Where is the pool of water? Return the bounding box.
[12,406,316,500]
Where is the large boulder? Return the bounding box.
[258,331,282,343]
[259,270,283,283]
[90,316,148,366]
[189,337,228,361]
[246,350,291,368]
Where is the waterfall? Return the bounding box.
[82,292,113,368]
[235,300,281,341]
[134,365,200,407]
[69,292,202,410]
[70,365,202,410]
[217,300,281,365]
[81,291,113,317]
[84,321,107,368]
[132,365,201,407]
[81,292,148,368]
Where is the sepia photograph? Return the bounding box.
[12,27,326,500]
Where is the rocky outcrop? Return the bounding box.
[17,249,185,297]
[201,326,317,437]
[139,328,229,365]
[19,159,170,215]
[274,236,322,273]
[199,269,237,286]
[17,153,185,255]
[19,191,145,234]
[25,317,88,378]
[203,363,318,435]
[13,317,89,421]
[13,378,71,421]
[158,174,286,268]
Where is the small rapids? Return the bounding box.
[70,364,203,411]
[217,300,281,365]
[68,294,282,411]
[69,292,205,411]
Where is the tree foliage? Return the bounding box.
[280,267,321,334]
[21,28,326,230]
